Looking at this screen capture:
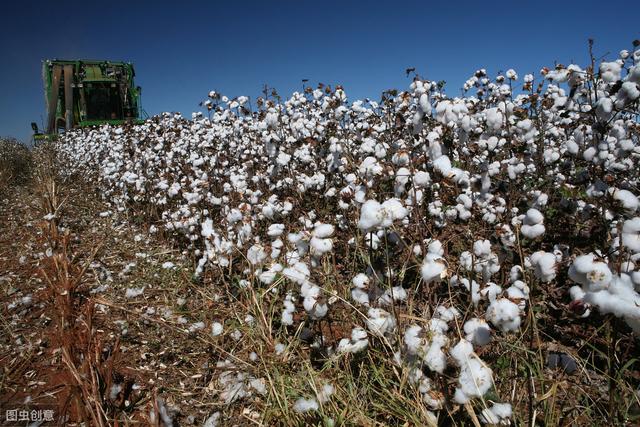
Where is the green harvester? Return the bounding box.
[33,59,145,140]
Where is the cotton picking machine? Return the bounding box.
[33,59,145,140]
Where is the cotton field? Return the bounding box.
[49,46,640,423]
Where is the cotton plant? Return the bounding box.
[52,44,640,421]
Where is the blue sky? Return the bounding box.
[1,0,638,143]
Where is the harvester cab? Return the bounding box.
[34,59,144,141]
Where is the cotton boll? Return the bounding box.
[317,383,335,404]
[358,200,382,231]
[381,198,408,224]
[338,327,369,353]
[530,251,557,282]
[600,61,622,82]
[303,287,328,319]
[582,276,640,333]
[568,254,612,291]
[611,189,639,212]
[452,275,481,306]
[424,334,448,373]
[357,198,407,231]
[247,244,267,266]
[366,308,397,337]
[485,107,504,131]
[404,325,426,355]
[312,223,335,238]
[378,286,408,305]
[521,208,545,239]
[211,322,224,336]
[475,282,497,304]
[595,97,614,122]
[293,398,318,413]
[486,298,521,332]
[464,318,492,346]
[421,253,448,283]
[621,218,640,252]
[267,223,285,237]
[480,403,512,425]
[451,342,494,405]
[433,155,453,177]
[449,338,473,365]
[259,263,283,284]
[352,273,369,289]
[281,292,296,326]
[457,358,493,401]
[413,171,431,188]
[283,262,310,286]
[309,237,333,257]
[435,305,460,322]
[473,240,492,258]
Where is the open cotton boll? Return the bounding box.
[312,223,335,238]
[259,263,283,284]
[282,262,310,286]
[309,237,333,257]
[378,286,408,305]
[413,170,431,188]
[404,325,426,355]
[480,403,512,425]
[381,198,408,224]
[293,398,318,413]
[435,305,460,322]
[424,334,449,373]
[582,275,640,334]
[600,61,622,82]
[621,218,640,252]
[366,308,397,337]
[452,275,481,306]
[433,155,453,177]
[454,358,494,404]
[530,251,557,282]
[357,198,407,231]
[338,327,369,353]
[486,298,521,332]
[352,273,369,289]
[450,339,494,404]
[247,244,267,266]
[317,383,335,404]
[521,208,545,239]
[303,286,328,319]
[351,273,371,305]
[211,322,224,336]
[464,318,492,346]
[358,200,383,231]
[450,339,474,366]
[281,292,296,326]
[421,253,448,283]
[267,223,285,237]
[568,254,612,292]
[481,282,502,302]
[473,240,492,258]
[611,189,639,212]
